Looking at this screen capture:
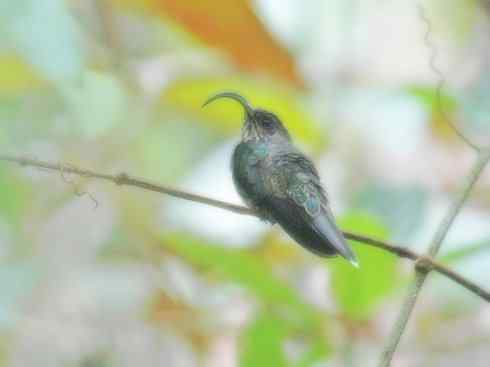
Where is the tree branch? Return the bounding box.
[1,154,489,303]
[480,0,490,18]
[378,150,490,366]
[376,4,490,365]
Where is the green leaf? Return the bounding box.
[0,55,43,95]
[405,85,458,113]
[240,312,289,367]
[161,77,326,152]
[329,213,398,321]
[294,339,331,367]
[240,311,331,367]
[161,233,322,329]
[0,166,30,226]
[0,0,85,85]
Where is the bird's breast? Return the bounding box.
[232,142,271,204]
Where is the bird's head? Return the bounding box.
[203,92,291,143]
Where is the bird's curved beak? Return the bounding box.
[203,92,260,139]
[203,92,255,121]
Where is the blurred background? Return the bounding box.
[1,0,490,366]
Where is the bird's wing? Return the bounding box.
[267,153,358,265]
[270,152,326,207]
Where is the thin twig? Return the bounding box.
[417,4,480,152]
[1,154,489,303]
[378,151,490,367]
[59,163,99,210]
[376,6,490,365]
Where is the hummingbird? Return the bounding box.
[203,92,358,266]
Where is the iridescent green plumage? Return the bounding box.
[204,92,358,266]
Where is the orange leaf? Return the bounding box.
[121,0,304,87]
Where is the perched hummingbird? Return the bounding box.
[203,92,358,266]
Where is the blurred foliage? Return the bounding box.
[0,0,85,85]
[0,262,39,328]
[240,311,331,367]
[161,233,322,330]
[458,76,490,144]
[406,85,462,144]
[407,85,458,112]
[441,239,490,264]
[240,312,289,367]
[61,70,130,138]
[330,213,398,321]
[136,119,219,182]
[0,56,43,95]
[110,0,304,87]
[0,0,489,366]
[354,183,427,241]
[431,0,480,41]
[162,77,326,151]
[294,339,331,367]
[0,166,31,228]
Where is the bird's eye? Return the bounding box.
[263,120,273,129]
[261,117,275,133]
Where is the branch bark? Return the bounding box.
[1,154,489,303]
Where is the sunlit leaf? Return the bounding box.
[0,0,85,84]
[329,213,398,321]
[111,0,304,87]
[160,233,322,328]
[162,77,326,151]
[240,312,289,367]
[0,55,43,95]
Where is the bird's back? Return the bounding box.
[233,142,357,263]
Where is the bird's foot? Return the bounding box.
[255,208,276,224]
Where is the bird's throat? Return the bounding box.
[242,121,261,141]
